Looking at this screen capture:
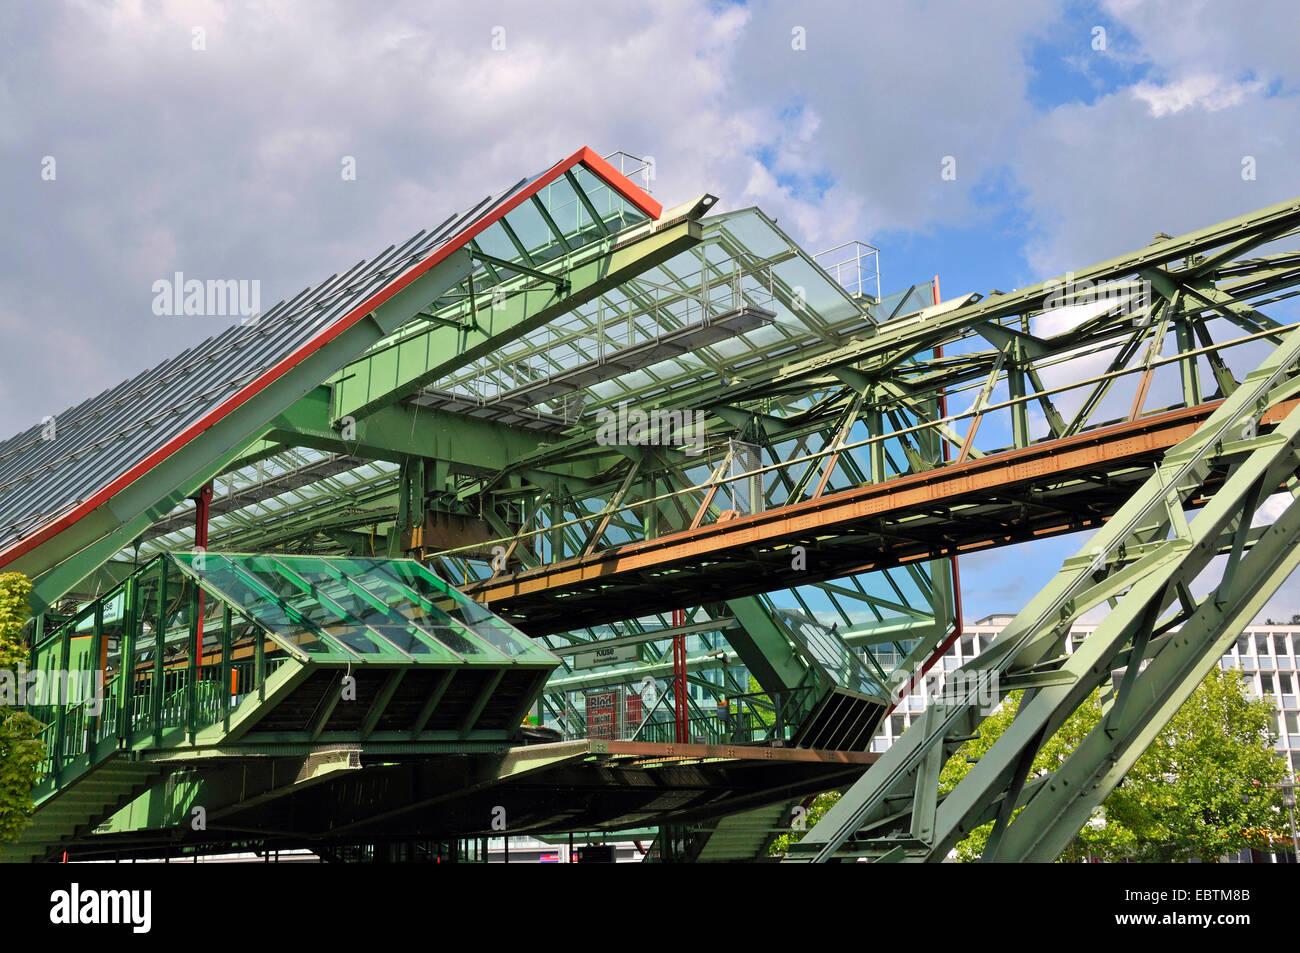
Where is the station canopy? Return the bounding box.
[0,143,935,628]
[0,147,661,601]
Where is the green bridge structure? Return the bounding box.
[3,146,1300,861]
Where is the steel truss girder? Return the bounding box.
[985,488,1300,861]
[785,321,1300,863]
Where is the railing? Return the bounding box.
[814,240,881,301]
[34,673,125,779]
[602,151,654,193]
[724,687,818,743]
[31,650,298,796]
[571,684,820,746]
[633,715,726,746]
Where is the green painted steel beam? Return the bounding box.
[264,389,603,479]
[786,320,1300,862]
[725,597,813,693]
[330,217,703,422]
[989,490,1300,861]
[469,249,570,291]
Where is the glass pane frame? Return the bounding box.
[169,552,555,667]
[385,560,557,664]
[311,556,556,665]
[171,552,359,660]
[264,554,468,664]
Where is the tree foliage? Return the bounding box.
[0,572,45,843]
[769,791,839,856]
[939,666,1290,862]
[771,666,1290,862]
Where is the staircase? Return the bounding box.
[3,551,559,861]
[644,799,798,863]
[5,759,161,863]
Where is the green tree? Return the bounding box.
[939,666,1289,862]
[0,572,45,842]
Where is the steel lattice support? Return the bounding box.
[785,323,1300,862]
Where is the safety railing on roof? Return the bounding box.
[815,240,881,301]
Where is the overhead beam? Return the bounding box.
[330,217,703,423]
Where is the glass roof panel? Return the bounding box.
[535,173,588,243]
[1,148,659,564]
[302,556,511,662]
[224,553,399,658]
[380,560,556,663]
[421,207,874,417]
[266,555,460,661]
[570,165,649,232]
[504,200,566,265]
[172,552,344,657]
[471,221,526,264]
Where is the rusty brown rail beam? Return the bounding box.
[466,397,1299,634]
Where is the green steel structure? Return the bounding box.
[10,553,556,862]
[3,144,1300,861]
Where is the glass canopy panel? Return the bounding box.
[379,561,555,663]
[265,555,462,662]
[172,553,342,657]
[222,555,400,658]
[776,608,885,698]
[316,556,508,661]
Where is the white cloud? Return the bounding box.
[1131,74,1265,117]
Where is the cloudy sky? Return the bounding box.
[2,0,1299,620]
